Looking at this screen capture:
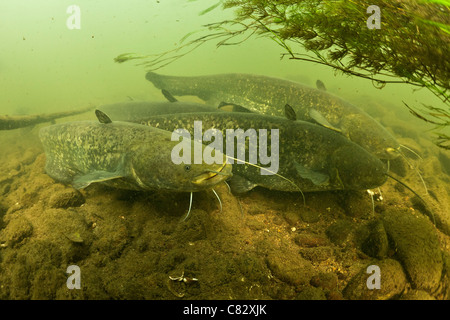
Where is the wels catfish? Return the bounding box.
[39,111,232,192]
[97,99,220,122]
[115,111,388,194]
[145,72,400,160]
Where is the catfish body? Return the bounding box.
[120,112,387,193]
[98,101,220,122]
[39,120,231,192]
[146,72,400,160]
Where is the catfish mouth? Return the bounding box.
[382,146,401,160]
[191,162,232,186]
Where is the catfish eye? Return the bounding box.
[184,165,191,172]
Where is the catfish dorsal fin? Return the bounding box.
[316,79,327,91]
[218,102,253,113]
[284,104,297,121]
[95,109,112,124]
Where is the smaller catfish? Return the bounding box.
[146,72,401,160]
[97,94,220,122]
[39,110,232,193]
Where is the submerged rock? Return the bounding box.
[399,290,435,300]
[325,219,355,246]
[296,286,327,300]
[48,186,85,208]
[416,178,450,236]
[300,246,334,262]
[294,233,329,248]
[340,191,374,218]
[361,220,389,259]
[382,209,443,292]
[298,207,321,223]
[438,252,450,300]
[266,249,314,286]
[0,215,33,248]
[310,272,339,291]
[343,259,407,300]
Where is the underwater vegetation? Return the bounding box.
[115,0,450,149]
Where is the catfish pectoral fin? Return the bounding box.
[228,175,257,194]
[309,109,342,133]
[294,161,329,186]
[72,170,124,189]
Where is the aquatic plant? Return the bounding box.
[115,0,449,149]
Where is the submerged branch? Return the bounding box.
[0,106,92,130]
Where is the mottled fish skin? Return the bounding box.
[128,112,387,193]
[39,120,231,192]
[98,101,220,122]
[146,72,400,160]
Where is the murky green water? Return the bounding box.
[0,0,445,117]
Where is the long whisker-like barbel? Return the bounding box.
[224,155,306,205]
[182,192,194,222]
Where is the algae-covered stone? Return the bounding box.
[341,191,373,218]
[0,215,33,248]
[298,208,320,223]
[382,209,443,292]
[296,286,327,300]
[361,220,389,259]
[439,252,450,300]
[325,219,354,246]
[294,233,328,247]
[2,240,64,299]
[300,247,334,262]
[266,250,314,286]
[40,208,92,262]
[310,272,342,299]
[399,290,435,300]
[236,254,268,283]
[48,187,85,208]
[343,259,407,300]
[310,272,338,291]
[31,266,66,299]
[414,178,450,236]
